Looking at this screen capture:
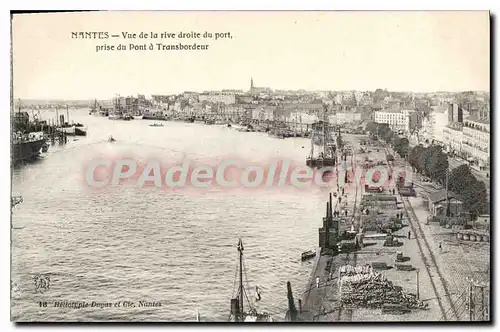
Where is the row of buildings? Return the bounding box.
[415,103,490,168]
[148,79,489,168]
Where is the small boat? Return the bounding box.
[149,123,164,127]
[108,135,116,142]
[301,250,316,262]
[229,239,273,322]
[227,123,232,128]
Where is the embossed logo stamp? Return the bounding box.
[34,274,50,294]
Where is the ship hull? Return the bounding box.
[142,115,168,121]
[75,127,87,136]
[57,126,87,136]
[12,139,45,164]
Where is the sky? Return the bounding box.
[12,11,490,100]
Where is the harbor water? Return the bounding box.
[11,109,328,322]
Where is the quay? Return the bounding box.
[293,133,490,322]
[295,135,438,322]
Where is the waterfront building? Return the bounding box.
[199,91,236,105]
[448,103,463,123]
[373,108,418,133]
[462,115,490,168]
[443,122,463,155]
[429,106,448,144]
[331,107,363,125]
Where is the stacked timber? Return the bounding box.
[340,265,373,276]
[340,269,428,310]
[361,215,402,233]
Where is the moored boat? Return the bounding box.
[109,113,122,120]
[229,239,273,322]
[12,131,45,164]
[301,250,316,261]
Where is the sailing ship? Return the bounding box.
[229,239,273,322]
[306,119,336,168]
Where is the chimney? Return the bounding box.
[329,192,333,217]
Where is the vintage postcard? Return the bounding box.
[10,10,490,322]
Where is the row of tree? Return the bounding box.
[366,121,488,220]
[408,145,449,185]
[408,144,487,219]
[365,122,409,158]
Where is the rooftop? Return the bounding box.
[375,108,405,114]
[427,189,460,204]
[465,115,490,125]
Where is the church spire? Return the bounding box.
[250,77,254,91]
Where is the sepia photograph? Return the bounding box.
[9,10,491,323]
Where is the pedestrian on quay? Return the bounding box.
[439,243,442,251]
[408,230,411,239]
[316,276,320,289]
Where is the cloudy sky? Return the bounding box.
[12,11,490,99]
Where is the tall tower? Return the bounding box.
[250,77,254,91]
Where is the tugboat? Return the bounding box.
[229,239,273,322]
[108,135,116,142]
[56,106,88,136]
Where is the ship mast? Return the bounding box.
[310,128,314,158]
[323,108,327,156]
[238,239,244,321]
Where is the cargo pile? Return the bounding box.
[361,214,402,232]
[339,265,428,310]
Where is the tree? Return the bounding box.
[423,146,448,184]
[384,130,395,144]
[365,121,378,134]
[448,164,488,220]
[377,123,391,139]
[449,165,476,194]
[409,145,425,172]
[398,138,410,158]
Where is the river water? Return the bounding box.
[11,109,330,322]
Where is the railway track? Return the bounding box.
[401,196,460,321]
